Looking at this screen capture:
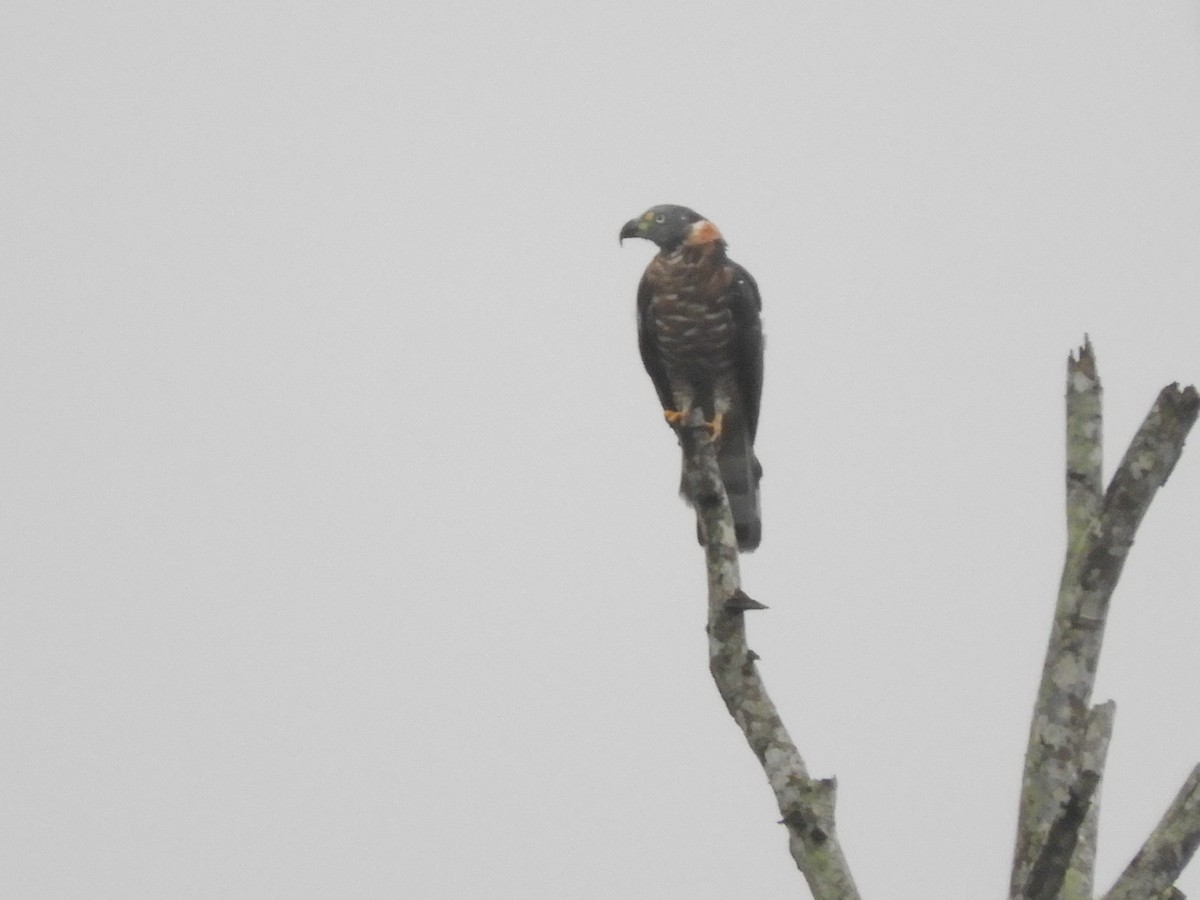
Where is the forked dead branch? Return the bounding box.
[682,340,1198,899]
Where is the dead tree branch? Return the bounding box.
[1071,701,1116,897]
[1104,765,1200,900]
[679,421,859,900]
[1026,769,1101,900]
[1011,339,1200,898]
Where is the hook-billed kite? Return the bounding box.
[620,204,764,551]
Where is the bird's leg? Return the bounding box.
[666,389,725,440]
[703,412,725,439]
[700,393,732,441]
[663,408,688,428]
[665,407,723,440]
[664,387,695,431]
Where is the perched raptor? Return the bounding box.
[620,204,764,551]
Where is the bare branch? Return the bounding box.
[1012,342,1107,894]
[1065,701,1116,899]
[1105,765,1200,900]
[1025,769,1101,900]
[680,423,859,900]
[1065,336,1104,548]
[1078,381,1200,622]
[1012,341,1200,898]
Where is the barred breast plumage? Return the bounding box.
[621,204,764,552]
[645,247,738,388]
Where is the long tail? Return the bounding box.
[679,423,762,552]
[718,423,762,551]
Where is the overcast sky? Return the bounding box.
[5,2,1200,897]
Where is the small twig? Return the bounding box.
[1064,336,1104,546]
[1104,765,1200,900]
[680,423,859,900]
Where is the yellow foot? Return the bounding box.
[704,412,725,439]
[664,409,723,439]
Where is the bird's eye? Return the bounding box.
[654,214,666,224]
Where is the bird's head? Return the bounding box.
[619,205,724,251]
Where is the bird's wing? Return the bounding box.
[636,273,674,412]
[726,262,764,443]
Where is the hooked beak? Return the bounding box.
[619,218,644,245]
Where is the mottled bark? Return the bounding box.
[1104,766,1200,900]
[1011,340,1200,898]
[665,341,1197,899]
[1026,769,1101,900]
[1069,702,1116,898]
[679,420,859,900]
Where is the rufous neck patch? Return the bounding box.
[684,219,724,245]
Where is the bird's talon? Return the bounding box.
[663,409,686,428]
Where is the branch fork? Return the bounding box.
[676,338,1199,899]
[1011,339,1199,899]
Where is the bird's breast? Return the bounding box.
[644,250,738,370]
[648,286,737,379]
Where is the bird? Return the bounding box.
[620,204,764,552]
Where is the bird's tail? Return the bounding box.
[719,424,762,551]
[679,424,762,552]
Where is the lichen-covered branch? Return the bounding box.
[1066,701,1116,899]
[1025,769,1101,900]
[1105,765,1200,900]
[1012,342,1107,895]
[679,423,859,900]
[1077,380,1199,621]
[1064,336,1104,549]
[1011,340,1200,898]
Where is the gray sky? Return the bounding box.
[5,2,1200,897]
